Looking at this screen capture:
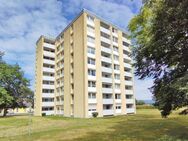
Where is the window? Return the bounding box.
[122,33,128,38]
[114,74,120,80]
[123,41,129,47]
[88,81,96,87]
[42,98,54,102]
[88,69,96,76]
[114,64,120,70]
[113,36,118,43]
[87,36,95,43]
[87,47,95,54]
[126,104,133,108]
[87,25,95,33]
[87,15,94,22]
[126,95,133,99]
[116,106,121,109]
[88,93,96,99]
[101,32,110,39]
[42,89,54,93]
[88,58,95,65]
[42,107,54,111]
[43,81,54,85]
[115,94,121,99]
[112,27,118,33]
[114,55,119,61]
[113,46,118,52]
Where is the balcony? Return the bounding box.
[56,110,64,115]
[103,99,113,104]
[87,20,95,27]
[87,41,95,48]
[101,47,111,54]
[112,32,118,37]
[42,111,54,115]
[56,101,63,106]
[123,46,131,53]
[43,59,55,65]
[88,99,97,104]
[126,99,135,104]
[102,88,113,93]
[43,43,55,50]
[87,53,95,59]
[42,84,55,89]
[100,36,111,44]
[43,51,55,58]
[126,108,135,114]
[125,72,132,77]
[88,87,96,92]
[100,26,110,35]
[114,89,121,93]
[103,109,114,115]
[42,93,54,98]
[87,31,95,38]
[114,79,120,84]
[125,90,134,95]
[88,64,96,69]
[102,77,113,83]
[101,67,112,73]
[123,54,132,61]
[114,70,120,74]
[116,109,121,114]
[115,99,122,103]
[42,76,55,81]
[122,37,131,45]
[101,56,112,64]
[42,102,54,107]
[113,41,118,47]
[88,75,96,81]
[43,67,55,73]
[125,80,133,86]
[124,63,132,69]
[113,60,119,65]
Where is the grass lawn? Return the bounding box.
[0,108,188,141]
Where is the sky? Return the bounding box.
[0,0,153,100]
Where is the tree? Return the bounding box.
[0,87,13,116]
[0,62,33,116]
[128,0,188,117]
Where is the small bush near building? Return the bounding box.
[42,113,46,116]
[92,112,98,118]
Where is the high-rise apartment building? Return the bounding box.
[34,9,136,118]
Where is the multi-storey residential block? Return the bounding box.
[34,9,136,118]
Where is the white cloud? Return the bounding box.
[0,0,68,90]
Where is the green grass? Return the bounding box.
[0,109,188,141]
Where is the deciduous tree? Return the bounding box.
[129,0,188,117]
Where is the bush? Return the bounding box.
[179,109,188,115]
[92,112,98,118]
[42,113,46,116]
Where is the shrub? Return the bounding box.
[92,112,98,118]
[42,113,46,116]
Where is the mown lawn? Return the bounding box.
[0,108,188,141]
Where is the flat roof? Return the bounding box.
[37,8,129,44]
[56,8,129,40]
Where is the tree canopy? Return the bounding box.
[0,62,33,116]
[129,0,188,117]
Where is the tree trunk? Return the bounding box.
[3,108,7,117]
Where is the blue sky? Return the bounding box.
[0,0,153,100]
